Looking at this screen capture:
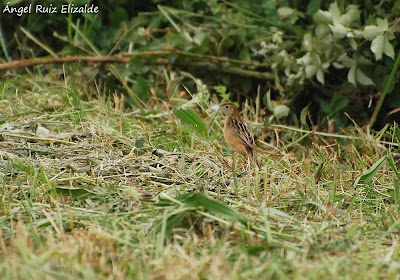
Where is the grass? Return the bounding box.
[1,68,400,280]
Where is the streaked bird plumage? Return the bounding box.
[217,102,258,167]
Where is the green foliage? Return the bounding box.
[353,156,386,187]
[157,192,249,234]
[54,186,100,200]
[363,18,395,60]
[370,50,400,127]
[173,108,207,136]
[298,2,399,127]
[1,0,399,128]
[132,76,150,103]
[321,96,349,127]
[175,192,248,226]
[214,85,230,101]
[354,124,400,205]
[300,103,311,125]
[306,3,396,87]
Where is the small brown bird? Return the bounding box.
[215,102,258,167]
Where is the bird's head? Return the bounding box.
[214,102,238,117]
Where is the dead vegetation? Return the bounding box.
[0,72,399,279]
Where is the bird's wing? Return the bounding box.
[227,119,255,149]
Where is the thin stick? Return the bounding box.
[270,124,399,147]
[0,132,75,145]
[0,56,130,71]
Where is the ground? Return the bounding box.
[0,72,399,279]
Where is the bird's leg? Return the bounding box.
[232,154,239,194]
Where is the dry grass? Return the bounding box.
[1,70,400,279]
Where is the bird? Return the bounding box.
[214,102,258,167]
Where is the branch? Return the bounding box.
[0,52,275,80]
[0,56,130,71]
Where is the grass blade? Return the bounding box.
[175,192,249,226]
[173,108,207,136]
[353,156,386,187]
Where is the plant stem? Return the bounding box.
[369,50,400,128]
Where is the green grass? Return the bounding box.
[1,70,400,280]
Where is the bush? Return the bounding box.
[1,0,398,128]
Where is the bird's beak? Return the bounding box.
[211,104,220,112]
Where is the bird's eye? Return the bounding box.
[225,105,229,109]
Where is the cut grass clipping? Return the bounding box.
[1,74,400,279]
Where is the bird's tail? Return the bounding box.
[248,148,260,169]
